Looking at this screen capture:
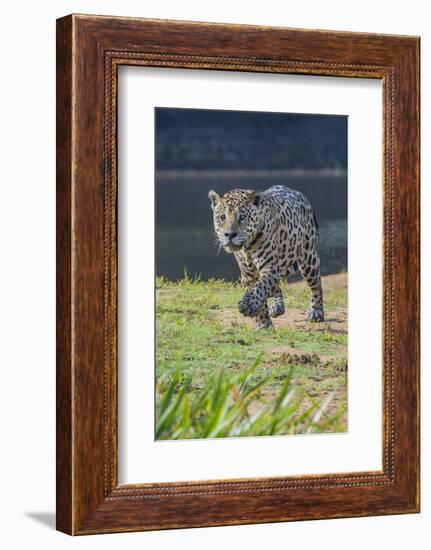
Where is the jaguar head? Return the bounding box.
[208,189,264,253]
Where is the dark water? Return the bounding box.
[156,174,347,282]
[156,219,347,282]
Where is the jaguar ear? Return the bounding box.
[208,190,222,210]
[249,191,263,207]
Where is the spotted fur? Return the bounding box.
[209,185,324,329]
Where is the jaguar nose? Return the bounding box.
[224,231,237,240]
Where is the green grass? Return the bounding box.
[156,274,348,440]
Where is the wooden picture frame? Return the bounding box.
[56,14,420,535]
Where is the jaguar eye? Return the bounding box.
[238,213,245,223]
[219,214,226,223]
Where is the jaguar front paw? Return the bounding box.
[306,308,325,322]
[269,300,285,318]
[255,319,273,330]
[238,291,260,317]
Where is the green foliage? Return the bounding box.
[156,356,345,440]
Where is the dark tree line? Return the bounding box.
[155,108,347,171]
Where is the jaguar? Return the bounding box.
[209,185,324,329]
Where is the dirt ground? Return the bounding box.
[215,272,348,422]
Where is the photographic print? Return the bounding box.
[155,107,347,440]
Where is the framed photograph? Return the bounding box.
[56,14,420,534]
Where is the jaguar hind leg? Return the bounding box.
[299,252,324,322]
